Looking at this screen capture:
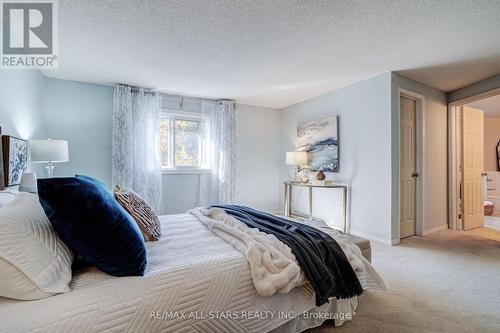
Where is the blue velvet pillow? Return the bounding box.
[37,176,147,276]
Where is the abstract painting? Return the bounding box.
[2,135,28,186]
[297,116,338,172]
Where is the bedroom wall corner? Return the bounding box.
[238,104,281,211]
[0,69,47,139]
[0,69,47,175]
[279,73,394,244]
[42,78,113,185]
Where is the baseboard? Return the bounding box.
[422,224,448,236]
[349,230,393,245]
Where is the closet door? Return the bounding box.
[400,96,416,238]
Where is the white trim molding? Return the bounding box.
[448,104,461,231]
[448,87,500,107]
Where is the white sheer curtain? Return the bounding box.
[199,100,238,206]
[112,84,162,212]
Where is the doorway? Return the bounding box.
[449,90,500,231]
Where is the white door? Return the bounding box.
[462,106,484,230]
[400,96,417,238]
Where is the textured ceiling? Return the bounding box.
[468,94,500,118]
[42,0,500,108]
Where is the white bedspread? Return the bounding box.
[190,207,306,296]
[0,213,385,333]
[190,207,386,299]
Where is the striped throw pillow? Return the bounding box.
[114,186,161,242]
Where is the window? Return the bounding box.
[160,111,210,171]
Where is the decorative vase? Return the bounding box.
[316,170,326,181]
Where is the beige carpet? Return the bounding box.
[309,228,500,333]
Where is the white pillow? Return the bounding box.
[0,192,73,300]
[0,188,18,207]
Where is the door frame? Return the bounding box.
[397,88,425,242]
[448,87,500,230]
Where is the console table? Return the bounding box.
[283,181,348,233]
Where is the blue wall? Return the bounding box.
[279,73,393,243]
[43,78,113,185]
[0,70,46,140]
[0,72,113,184]
[0,70,47,176]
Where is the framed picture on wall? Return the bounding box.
[2,135,28,187]
[297,116,339,172]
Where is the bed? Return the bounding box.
[0,212,385,332]
[0,130,385,332]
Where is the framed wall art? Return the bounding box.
[2,135,28,187]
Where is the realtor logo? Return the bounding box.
[1,0,58,68]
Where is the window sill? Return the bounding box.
[162,168,211,175]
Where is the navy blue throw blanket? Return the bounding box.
[211,205,363,306]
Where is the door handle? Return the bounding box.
[481,172,488,177]
[412,172,419,178]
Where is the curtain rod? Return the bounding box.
[160,92,234,104]
[116,84,235,104]
[116,83,157,95]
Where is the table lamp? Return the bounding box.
[286,151,307,181]
[30,139,69,178]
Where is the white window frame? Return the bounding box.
[161,109,211,174]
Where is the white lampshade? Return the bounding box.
[286,151,308,166]
[19,173,37,193]
[30,139,69,163]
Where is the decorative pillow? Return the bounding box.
[76,174,112,194]
[0,192,73,300]
[114,186,162,241]
[37,176,147,277]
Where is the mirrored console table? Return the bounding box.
[283,181,348,233]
